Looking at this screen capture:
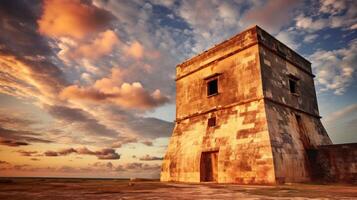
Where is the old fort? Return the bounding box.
[161,26,356,184]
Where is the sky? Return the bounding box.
[0,0,356,179]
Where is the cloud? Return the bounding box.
[174,0,242,53]
[0,116,35,129]
[310,40,356,95]
[141,140,153,146]
[60,73,170,110]
[295,14,328,32]
[0,1,52,57]
[139,154,163,161]
[0,54,66,103]
[0,160,10,165]
[319,0,348,15]
[58,30,120,63]
[295,1,356,32]
[118,116,174,139]
[111,138,138,148]
[44,147,120,160]
[324,104,357,123]
[0,1,67,106]
[126,41,144,59]
[17,150,38,157]
[275,30,300,50]
[115,162,161,171]
[0,139,29,147]
[303,34,319,43]
[0,113,54,147]
[0,126,52,147]
[45,105,119,138]
[242,0,302,34]
[0,160,160,178]
[92,161,113,170]
[38,0,113,39]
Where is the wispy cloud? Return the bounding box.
[324,103,357,123]
[44,147,120,160]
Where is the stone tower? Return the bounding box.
[161,26,332,184]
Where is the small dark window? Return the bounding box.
[207,79,218,96]
[208,117,216,127]
[289,79,297,94]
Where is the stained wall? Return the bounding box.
[258,29,332,183]
[310,143,357,184]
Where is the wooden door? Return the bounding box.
[200,151,218,182]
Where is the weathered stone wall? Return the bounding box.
[258,40,319,116]
[176,26,258,82]
[176,44,262,120]
[162,29,277,183]
[256,28,312,75]
[264,102,332,183]
[161,100,275,184]
[258,29,332,183]
[310,143,357,184]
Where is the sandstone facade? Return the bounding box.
[161,26,332,184]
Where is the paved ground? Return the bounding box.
[0,178,356,199]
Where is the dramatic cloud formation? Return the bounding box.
[0,54,66,102]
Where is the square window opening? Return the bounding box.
[208,117,216,127]
[207,79,218,96]
[289,79,297,94]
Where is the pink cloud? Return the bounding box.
[242,0,302,33]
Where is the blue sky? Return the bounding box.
[0,0,356,178]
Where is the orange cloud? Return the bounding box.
[94,68,125,92]
[60,82,169,110]
[126,41,144,59]
[38,0,112,39]
[60,68,169,110]
[57,30,119,63]
[0,54,65,103]
[74,30,119,59]
[60,85,109,102]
